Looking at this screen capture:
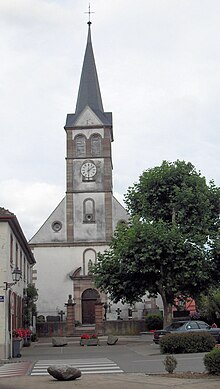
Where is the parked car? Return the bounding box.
[153,320,220,344]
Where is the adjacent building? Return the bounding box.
[0,207,35,359]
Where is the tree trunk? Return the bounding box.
[163,301,173,328]
[159,287,173,328]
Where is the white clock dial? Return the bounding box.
[81,161,97,178]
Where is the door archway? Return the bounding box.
[81,288,100,324]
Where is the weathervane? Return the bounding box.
[84,3,94,25]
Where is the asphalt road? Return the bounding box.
[17,336,206,374]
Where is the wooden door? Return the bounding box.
[82,289,100,324]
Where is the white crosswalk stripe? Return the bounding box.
[30,358,124,375]
[0,362,31,378]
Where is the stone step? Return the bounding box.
[74,326,96,336]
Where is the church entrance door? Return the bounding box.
[82,289,100,324]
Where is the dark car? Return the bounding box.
[153,320,220,344]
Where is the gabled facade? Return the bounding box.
[0,207,35,359]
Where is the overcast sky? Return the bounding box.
[0,0,219,240]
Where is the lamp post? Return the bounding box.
[0,267,22,358]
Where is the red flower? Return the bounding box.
[80,333,98,339]
[13,328,31,338]
[81,333,90,339]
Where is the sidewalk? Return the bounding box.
[0,373,220,389]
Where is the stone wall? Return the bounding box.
[37,322,66,337]
[36,320,147,337]
[103,320,146,335]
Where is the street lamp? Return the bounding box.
[4,267,22,290]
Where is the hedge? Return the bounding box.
[160,331,216,354]
[204,347,220,375]
[145,313,163,330]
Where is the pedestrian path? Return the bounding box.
[30,358,124,375]
[0,361,32,378]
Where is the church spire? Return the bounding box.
[65,20,112,128]
[75,22,104,115]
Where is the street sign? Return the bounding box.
[0,295,4,302]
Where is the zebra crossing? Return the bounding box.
[0,361,32,378]
[30,358,124,375]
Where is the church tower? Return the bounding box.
[65,21,114,244]
[29,21,128,323]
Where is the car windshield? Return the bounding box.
[182,322,199,330]
[165,322,185,331]
[198,322,210,329]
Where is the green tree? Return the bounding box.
[24,283,38,327]
[197,288,220,325]
[93,161,220,327]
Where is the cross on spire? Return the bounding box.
[84,3,94,25]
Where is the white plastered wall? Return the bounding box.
[33,244,108,317]
[74,192,106,241]
[0,223,8,359]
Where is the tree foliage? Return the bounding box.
[23,283,38,327]
[197,288,220,325]
[93,160,220,326]
[125,160,219,242]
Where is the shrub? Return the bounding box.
[204,347,220,375]
[160,332,216,354]
[163,355,177,373]
[31,333,38,342]
[145,313,163,331]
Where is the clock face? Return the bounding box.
[81,161,97,178]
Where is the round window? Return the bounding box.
[52,221,62,232]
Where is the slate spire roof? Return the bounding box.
[65,22,112,128]
[75,22,104,115]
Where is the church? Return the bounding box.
[29,21,160,324]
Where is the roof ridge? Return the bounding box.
[0,207,15,217]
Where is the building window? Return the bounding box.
[52,221,62,232]
[15,243,18,268]
[117,220,127,228]
[27,265,30,283]
[83,198,95,223]
[20,250,22,272]
[75,135,86,157]
[91,134,101,156]
[23,257,26,281]
[10,234,13,266]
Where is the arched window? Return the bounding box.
[91,134,101,156]
[83,198,95,223]
[117,220,127,227]
[75,135,86,157]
